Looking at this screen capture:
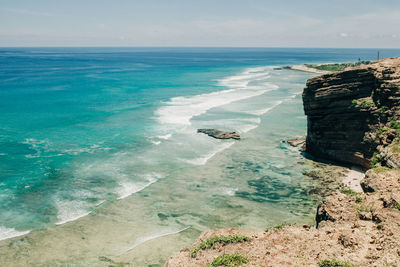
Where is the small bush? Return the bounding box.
[391,141,400,153]
[265,222,294,232]
[340,188,357,196]
[371,152,381,168]
[372,166,391,173]
[319,259,355,267]
[389,120,400,129]
[191,235,251,258]
[208,254,249,267]
[395,203,400,211]
[355,196,362,203]
[359,100,375,108]
[380,105,389,112]
[376,127,389,137]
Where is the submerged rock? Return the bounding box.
[197,129,240,140]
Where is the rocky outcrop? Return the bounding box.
[165,168,400,267]
[287,138,306,147]
[303,58,400,168]
[197,129,240,140]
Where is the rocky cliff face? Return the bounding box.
[303,58,400,168]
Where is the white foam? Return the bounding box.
[119,226,190,255]
[218,66,272,88]
[116,173,164,200]
[245,100,283,116]
[239,124,259,133]
[0,226,30,241]
[95,200,106,206]
[219,187,238,196]
[155,66,277,126]
[55,200,92,225]
[157,134,172,140]
[182,142,234,166]
[150,140,162,145]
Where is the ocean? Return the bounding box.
[1,47,400,265]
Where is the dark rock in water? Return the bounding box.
[287,138,306,147]
[197,129,240,140]
[303,58,400,168]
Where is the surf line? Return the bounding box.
[117,226,191,256]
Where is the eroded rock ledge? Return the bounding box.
[303,58,400,168]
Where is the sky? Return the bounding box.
[0,0,399,48]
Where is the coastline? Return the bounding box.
[0,65,320,266]
[165,58,400,266]
[288,64,331,74]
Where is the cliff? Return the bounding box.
[165,59,400,267]
[303,58,400,168]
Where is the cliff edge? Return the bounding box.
[303,58,400,168]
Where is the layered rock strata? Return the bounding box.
[303,58,400,168]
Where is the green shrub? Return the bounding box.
[380,105,389,112]
[319,259,355,267]
[208,254,249,267]
[359,100,375,108]
[340,188,357,196]
[265,222,294,232]
[355,196,362,203]
[376,127,389,137]
[395,203,400,211]
[389,120,400,129]
[372,166,391,173]
[371,152,381,168]
[191,235,251,258]
[391,141,400,153]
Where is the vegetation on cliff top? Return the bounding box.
[190,234,251,258]
[319,259,355,267]
[306,61,370,72]
[207,253,249,267]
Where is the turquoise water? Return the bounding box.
[1,47,400,242]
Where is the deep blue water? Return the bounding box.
[1,47,400,239]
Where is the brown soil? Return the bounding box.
[165,169,400,267]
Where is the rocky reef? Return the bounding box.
[303,58,400,168]
[165,59,400,267]
[197,129,241,140]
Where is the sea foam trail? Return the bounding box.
[245,100,283,116]
[0,226,30,241]
[117,173,164,200]
[55,200,92,225]
[182,142,234,166]
[118,226,191,255]
[155,66,277,126]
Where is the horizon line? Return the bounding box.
[0,46,399,50]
